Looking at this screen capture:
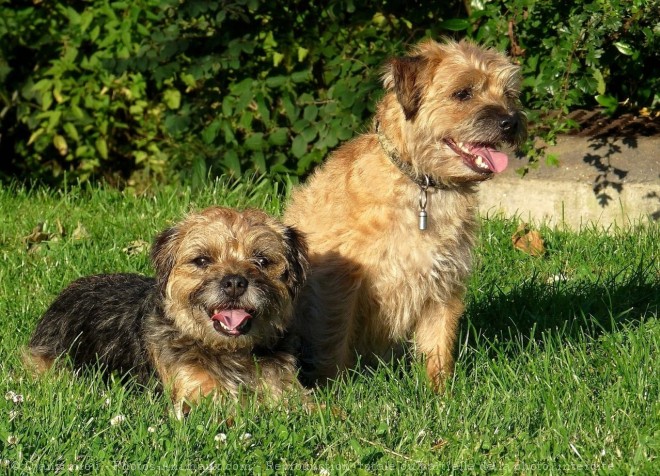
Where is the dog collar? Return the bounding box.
[375,120,439,190]
[375,120,441,230]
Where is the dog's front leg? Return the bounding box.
[414,295,464,391]
[160,364,218,419]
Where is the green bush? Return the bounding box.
[465,0,659,161]
[0,0,657,186]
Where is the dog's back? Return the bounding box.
[27,273,156,383]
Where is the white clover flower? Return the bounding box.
[147,426,156,433]
[214,433,227,443]
[240,433,252,441]
[110,415,126,426]
[5,391,22,403]
[7,435,17,445]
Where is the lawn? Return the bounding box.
[0,179,657,474]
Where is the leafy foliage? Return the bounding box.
[463,0,660,168]
[0,0,657,185]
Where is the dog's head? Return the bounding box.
[151,207,308,350]
[380,39,527,184]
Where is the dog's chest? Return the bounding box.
[353,197,476,335]
[366,218,470,308]
[373,223,471,286]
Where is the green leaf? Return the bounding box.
[291,135,307,158]
[163,89,181,109]
[439,18,470,31]
[239,111,253,131]
[301,124,317,143]
[63,122,80,142]
[89,25,101,42]
[244,132,264,151]
[272,52,284,67]
[297,47,309,62]
[592,68,606,95]
[268,128,288,146]
[41,91,53,111]
[349,438,365,456]
[201,119,222,144]
[80,10,94,32]
[595,94,618,114]
[337,124,354,141]
[96,136,108,159]
[291,119,310,134]
[32,79,52,93]
[27,128,45,146]
[265,76,287,88]
[66,7,81,25]
[545,154,559,167]
[255,93,270,123]
[613,42,634,56]
[223,149,241,175]
[180,73,196,88]
[291,70,310,83]
[164,114,189,137]
[53,134,68,156]
[317,126,338,149]
[303,105,318,122]
[282,95,298,122]
[222,121,236,144]
[252,151,266,172]
[47,110,62,131]
[222,96,234,117]
[375,422,388,436]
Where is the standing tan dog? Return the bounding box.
[284,39,526,389]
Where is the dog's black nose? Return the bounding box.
[499,114,518,133]
[220,275,248,298]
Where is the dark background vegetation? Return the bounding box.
[0,0,657,187]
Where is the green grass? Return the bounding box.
[1,179,657,474]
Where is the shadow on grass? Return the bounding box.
[463,259,659,359]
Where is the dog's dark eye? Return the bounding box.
[453,88,473,101]
[192,256,212,268]
[253,255,270,268]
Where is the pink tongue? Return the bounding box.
[212,309,252,330]
[467,145,509,173]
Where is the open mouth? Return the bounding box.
[210,308,253,336]
[444,139,509,175]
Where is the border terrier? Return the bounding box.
[284,39,526,389]
[26,207,308,416]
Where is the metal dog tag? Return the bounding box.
[418,175,430,231]
[419,209,428,230]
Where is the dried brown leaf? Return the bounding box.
[23,223,51,249]
[71,222,90,241]
[122,239,149,256]
[512,223,545,257]
[431,438,449,451]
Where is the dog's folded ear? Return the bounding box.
[151,225,180,294]
[281,225,309,298]
[383,55,427,121]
